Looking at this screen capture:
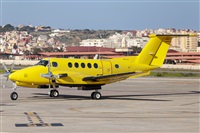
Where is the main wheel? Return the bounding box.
[10,92,18,100]
[92,92,101,100]
[50,90,59,97]
[91,92,96,99]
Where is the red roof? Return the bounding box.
[66,46,115,52]
[39,51,121,57]
[167,52,200,56]
[166,56,200,60]
[185,60,200,63]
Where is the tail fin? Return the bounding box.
[136,34,196,67]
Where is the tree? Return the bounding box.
[31,48,42,55]
[23,50,31,55]
[2,24,15,32]
[17,26,35,32]
[131,46,142,53]
[0,26,2,32]
[43,47,53,52]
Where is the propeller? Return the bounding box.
[40,58,58,89]
[2,62,15,80]
[40,58,60,79]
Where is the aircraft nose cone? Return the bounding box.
[9,72,19,81]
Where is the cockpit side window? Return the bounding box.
[36,60,49,67]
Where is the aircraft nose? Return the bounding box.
[9,72,20,82]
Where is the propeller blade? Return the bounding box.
[48,58,51,73]
[3,73,10,78]
[2,62,16,82]
[2,63,9,73]
[10,62,15,72]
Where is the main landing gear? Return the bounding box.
[48,81,59,97]
[49,89,59,97]
[91,91,101,100]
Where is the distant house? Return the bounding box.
[80,39,107,47]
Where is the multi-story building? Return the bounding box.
[171,30,198,52]
[79,39,107,47]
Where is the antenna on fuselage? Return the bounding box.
[93,54,99,59]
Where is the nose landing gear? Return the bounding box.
[10,92,18,100]
[10,83,18,100]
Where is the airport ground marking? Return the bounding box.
[15,112,63,127]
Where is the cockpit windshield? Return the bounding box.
[36,60,49,67]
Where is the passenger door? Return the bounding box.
[101,61,112,75]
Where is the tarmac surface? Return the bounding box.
[0,76,199,133]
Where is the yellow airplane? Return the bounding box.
[2,34,195,100]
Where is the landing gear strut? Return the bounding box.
[49,80,59,97]
[10,83,18,100]
[91,91,101,100]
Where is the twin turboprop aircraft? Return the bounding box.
[2,34,195,100]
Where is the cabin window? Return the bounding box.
[81,63,85,68]
[87,63,92,68]
[94,63,98,69]
[52,62,58,67]
[68,62,72,68]
[75,62,79,68]
[115,64,119,68]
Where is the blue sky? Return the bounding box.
[0,0,199,30]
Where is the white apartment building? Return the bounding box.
[123,37,149,48]
[171,30,198,52]
[79,39,107,47]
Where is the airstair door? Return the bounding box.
[102,61,112,75]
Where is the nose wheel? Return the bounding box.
[91,91,101,100]
[10,83,18,100]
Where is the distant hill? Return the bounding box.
[0,24,122,46]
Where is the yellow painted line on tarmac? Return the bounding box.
[15,112,63,127]
[26,112,41,124]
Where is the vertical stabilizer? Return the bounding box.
[135,34,195,67]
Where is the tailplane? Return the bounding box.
[135,34,196,67]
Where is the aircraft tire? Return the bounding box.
[50,90,59,97]
[93,92,101,100]
[10,92,18,100]
[91,92,96,99]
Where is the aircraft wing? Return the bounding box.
[82,72,136,83]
